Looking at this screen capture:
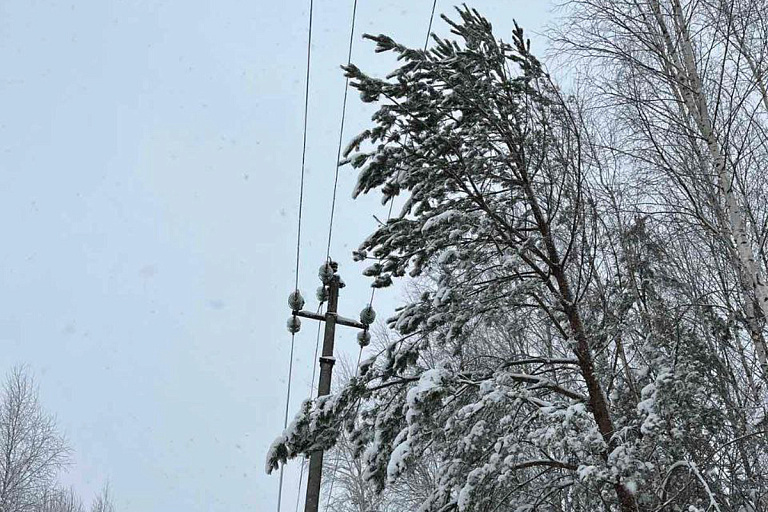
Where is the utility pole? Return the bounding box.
[287,261,373,512]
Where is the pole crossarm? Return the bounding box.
[295,310,367,330]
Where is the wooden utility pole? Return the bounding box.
[290,263,369,512]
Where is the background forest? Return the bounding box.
[0,367,114,512]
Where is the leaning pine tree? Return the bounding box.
[268,8,765,511]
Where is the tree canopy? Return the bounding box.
[269,5,768,511]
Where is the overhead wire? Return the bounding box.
[293,303,325,512]
[282,1,440,510]
[277,326,298,512]
[295,0,315,290]
[323,2,440,510]
[294,459,308,512]
[325,0,360,262]
[278,0,314,511]
[284,0,360,509]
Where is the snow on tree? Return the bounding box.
[268,6,768,511]
[556,0,768,383]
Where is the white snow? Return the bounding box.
[421,210,463,233]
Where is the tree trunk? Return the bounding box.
[521,172,640,512]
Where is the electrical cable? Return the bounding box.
[323,3,439,510]
[325,0,360,262]
[293,303,325,512]
[278,0,315,511]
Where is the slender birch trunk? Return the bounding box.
[646,0,768,376]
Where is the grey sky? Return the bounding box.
[0,1,553,510]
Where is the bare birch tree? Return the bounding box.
[88,484,114,512]
[0,367,69,512]
[37,488,84,512]
[557,0,768,384]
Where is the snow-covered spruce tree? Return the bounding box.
[267,8,642,510]
[319,357,394,512]
[267,8,766,511]
[554,1,768,503]
[319,332,445,512]
[584,189,768,509]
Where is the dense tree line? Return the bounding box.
[269,3,768,510]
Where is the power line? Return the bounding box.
[325,0,360,262]
[279,0,315,511]
[276,334,297,512]
[293,303,325,512]
[283,2,440,511]
[294,458,308,512]
[323,3,440,509]
[425,0,438,49]
[295,0,315,291]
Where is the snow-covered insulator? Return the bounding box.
[357,329,371,347]
[286,315,301,334]
[288,290,305,312]
[359,305,377,326]
[318,263,335,284]
[316,286,329,303]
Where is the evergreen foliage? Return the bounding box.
[268,6,768,511]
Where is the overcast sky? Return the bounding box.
[0,1,553,510]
